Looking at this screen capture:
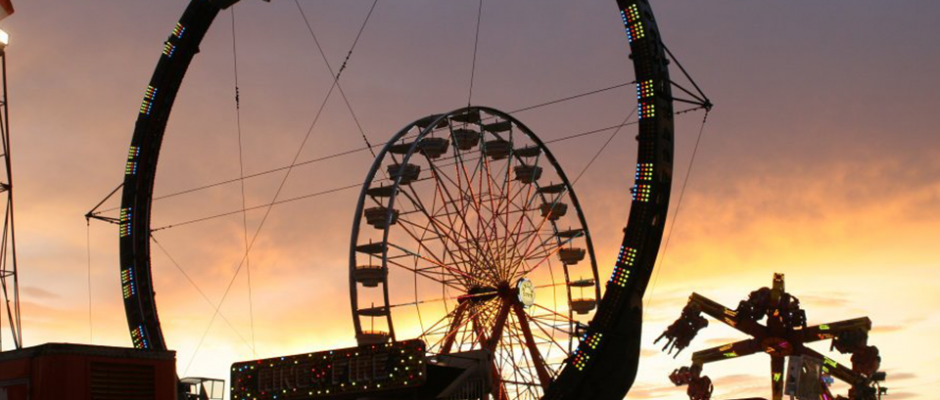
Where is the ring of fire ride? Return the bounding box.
[118,0,678,399]
[656,274,886,400]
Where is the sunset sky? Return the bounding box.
[1,1,939,399]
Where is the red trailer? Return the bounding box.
[0,343,177,400]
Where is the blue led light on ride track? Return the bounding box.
[131,325,149,349]
[610,246,636,287]
[583,332,603,350]
[172,23,186,39]
[121,268,137,299]
[610,265,631,287]
[571,349,590,371]
[126,146,140,175]
[570,332,604,371]
[140,86,158,115]
[120,208,133,237]
[621,6,645,44]
[163,41,177,58]
[617,245,637,266]
[636,80,654,99]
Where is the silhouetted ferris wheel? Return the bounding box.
[350,106,600,399]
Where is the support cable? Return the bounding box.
[663,44,712,111]
[85,183,123,224]
[571,107,637,186]
[645,110,710,312]
[151,121,641,232]
[295,0,379,157]
[88,81,637,218]
[86,220,93,343]
[230,6,257,358]
[184,2,381,375]
[467,0,484,107]
[151,233,256,353]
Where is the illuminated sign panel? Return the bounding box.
[231,340,427,399]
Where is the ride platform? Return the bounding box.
[231,340,492,400]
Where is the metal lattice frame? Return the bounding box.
[0,41,23,351]
[118,2,674,400]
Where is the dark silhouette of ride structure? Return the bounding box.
[656,273,886,400]
[105,0,710,398]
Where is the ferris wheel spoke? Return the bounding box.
[531,303,580,327]
[491,174,534,272]
[514,213,556,263]
[418,303,465,348]
[503,181,557,279]
[520,233,579,265]
[427,162,502,285]
[384,254,464,292]
[507,322,550,399]
[392,219,461,275]
[399,178,473,256]
[469,147,494,274]
[395,203,475,282]
[490,139,527,276]
[479,150,516,274]
[496,324,531,398]
[446,135,487,223]
[478,157,504,279]
[525,310,573,355]
[510,210,578,280]
[496,184,538,280]
[433,195,499,287]
[385,239,472,284]
[428,196,493,284]
[512,302,554,390]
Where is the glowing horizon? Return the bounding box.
[1,1,938,399]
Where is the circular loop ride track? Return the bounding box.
[117,0,676,399]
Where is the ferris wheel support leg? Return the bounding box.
[512,302,553,390]
[487,300,512,400]
[468,302,509,400]
[484,299,512,352]
[439,301,469,354]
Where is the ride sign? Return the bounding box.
[231,340,427,399]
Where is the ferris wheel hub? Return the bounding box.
[517,278,535,308]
